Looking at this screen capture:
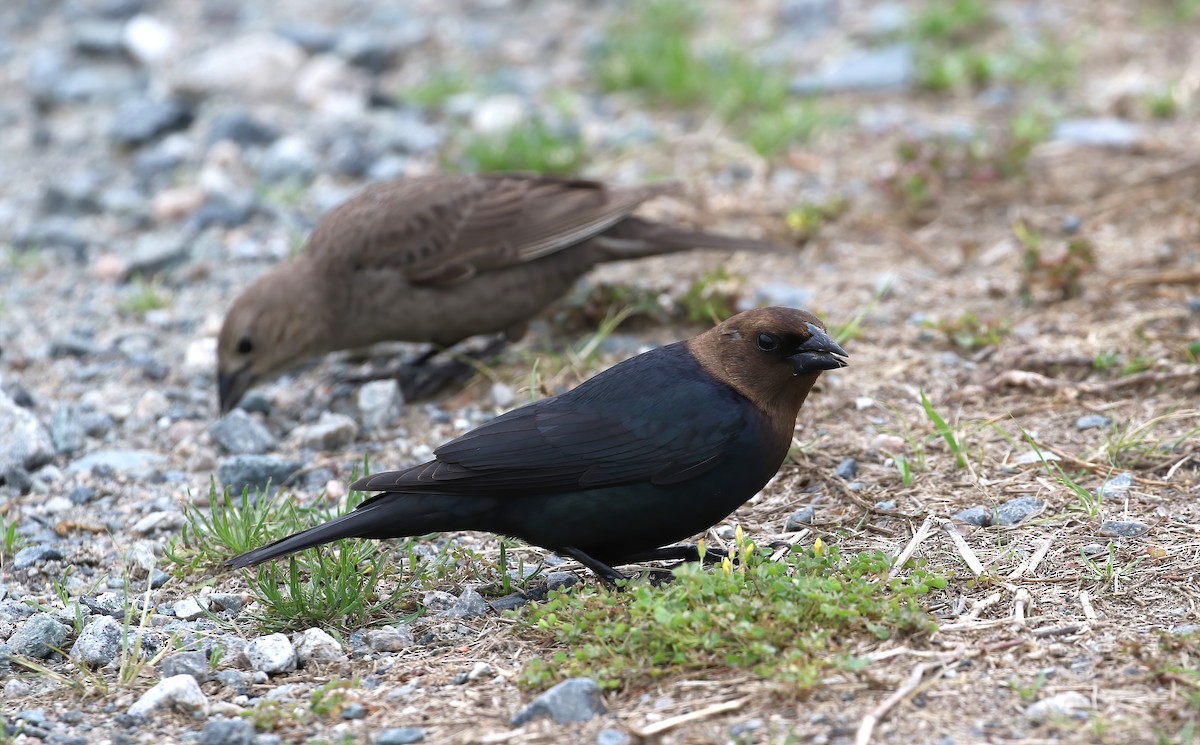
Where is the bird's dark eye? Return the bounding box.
[237,337,253,355]
[757,333,779,352]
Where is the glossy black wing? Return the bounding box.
[353,344,752,497]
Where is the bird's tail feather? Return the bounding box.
[224,494,497,569]
[592,217,786,259]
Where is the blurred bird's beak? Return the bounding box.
[218,365,255,414]
[788,323,849,374]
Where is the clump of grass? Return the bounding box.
[406,68,472,110]
[594,0,839,156]
[785,197,849,244]
[1,511,23,567]
[518,531,947,693]
[119,274,170,317]
[449,117,586,174]
[930,311,1011,350]
[1015,220,1097,303]
[680,267,743,324]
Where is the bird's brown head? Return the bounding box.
[688,306,848,418]
[216,265,331,414]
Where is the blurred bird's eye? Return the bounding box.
[237,337,253,355]
[757,333,779,352]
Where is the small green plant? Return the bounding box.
[406,69,471,110]
[309,678,359,717]
[912,0,992,43]
[785,197,849,244]
[931,311,1011,350]
[921,391,968,469]
[680,267,743,325]
[1016,221,1096,303]
[450,117,586,174]
[1017,428,1103,517]
[1185,340,1200,364]
[0,511,22,565]
[518,531,947,693]
[1008,671,1048,702]
[164,481,295,573]
[119,275,170,316]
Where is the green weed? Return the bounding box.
[518,534,946,693]
[119,274,170,317]
[450,117,586,174]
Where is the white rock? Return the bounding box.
[170,33,305,99]
[490,383,515,409]
[133,389,170,423]
[131,510,184,535]
[291,412,359,451]
[1025,690,1091,722]
[294,54,370,117]
[357,379,403,433]
[184,337,217,376]
[128,674,209,717]
[172,597,207,622]
[244,633,297,674]
[295,628,344,663]
[471,94,528,135]
[0,390,55,473]
[123,15,179,66]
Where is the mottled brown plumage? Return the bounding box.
[217,173,785,412]
[225,307,847,583]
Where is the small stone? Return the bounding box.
[1025,690,1090,722]
[1074,414,1110,431]
[421,591,457,612]
[71,616,123,667]
[217,455,302,495]
[467,661,494,680]
[1098,472,1133,498]
[490,383,515,409]
[596,729,633,745]
[512,677,605,725]
[210,410,277,454]
[471,94,528,135]
[123,234,190,278]
[375,728,425,745]
[208,593,245,613]
[993,496,1045,525]
[274,22,338,54]
[784,506,815,531]
[199,716,256,745]
[2,466,32,495]
[295,628,343,663]
[67,449,167,479]
[123,14,178,66]
[12,545,65,570]
[1081,543,1108,558]
[291,412,359,451]
[1053,119,1141,148]
[0,390,56,474]
[357,380,404,433]
[834,458,858,479]
[953,506,989,526]
[488,593,529,613]
[159,650,209,681]
[1099,520,1149,538]
[792,43,914,93]
[208,111,279,147]
[244,633,297,675]
[367,625,413,652]
[1014,449,1060,465]
[109,96,194,147]
[173,597,206,621]
[444,588,490,618]
[11,614,69,659]
[171,33,305,99]
[341,703,367,719]
[874,500,897,511]
[870,433,906,455]
[546,571,579,593]
[714,524,736,541]
[150,569,171,589]
[128,674,209,717]
[294,54,370,117]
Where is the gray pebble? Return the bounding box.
[375,728,425,745]
[274,22,339,54]
[993,496,1044,525]
[834,457,858,479]
[2,466,33,494]
[546,571,579,592]
[1053,118,1141,148]
[208,111,279,147]
[874,500,896,511]
[159,650,210,681]
[1074,414,1111,431]
[341,703,367,719]
[444,588,490,618]
[70,616,123,667]
[597,729,631,745]
[259,136,318,183]
[12,613,70,658]
[357,379,404,433]
[784,506,815,531]
[122,234,190,279]
[210,410,277,455]
[953,506,990,526]
[199,716,256,745]
[110,96,194,147]
[512,677,606,725]
[128,674,208,717]
[1099,520,1149,538]
[217,455,301,495]
[244,633,297,675]
[215,669,250,693]
[421,590,457,612]
[13,544,65,570]
[1098,472,1133,498]
[1025,690,1090,722]
[488,593,529,613]
[291,412,359,451]
[0,390,56,474]
[68,449,167,479]
[792,43,914,94]
[295,627,343,662]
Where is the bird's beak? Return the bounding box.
[789,323,849,374]
[218,365,256,414]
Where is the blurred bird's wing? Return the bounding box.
[306,174,678,287]
[352,345,752,497]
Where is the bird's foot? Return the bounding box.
[557,547,629,585]
[617,544,729,565]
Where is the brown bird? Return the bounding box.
[216,173,785,413]
[226,307,847,582]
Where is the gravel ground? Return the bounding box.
[3,1,1200,744]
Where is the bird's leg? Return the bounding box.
[336,335,510,401]
[557,547,629,585]
[617,544,729,565]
